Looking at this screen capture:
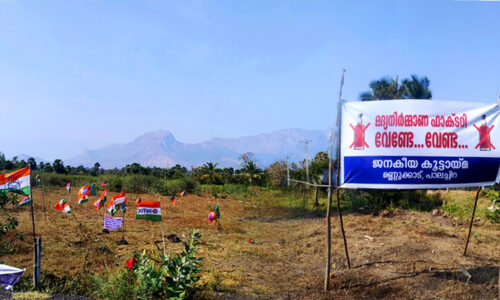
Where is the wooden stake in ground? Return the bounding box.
[336,187,350,269]
[314,186,319,207]
[158,195,166,256]
[118,209,127,244]
[29,167,40,290]
[464,186,482,256]
[38,176,47,221]
[324,68,346,291]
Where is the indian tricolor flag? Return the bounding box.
[55,199,72,213]
[66,182,71,193]
[19,196,32,207]
[107,192,127,216]
[136,201,162,221]
[94,189,107,210]
[0,167,31,196]
[78,185,90,205]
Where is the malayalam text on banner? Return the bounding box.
[340,100,500,189]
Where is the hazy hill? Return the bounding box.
[67,128,331,169]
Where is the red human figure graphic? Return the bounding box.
[473,115,495,151]
[350,113,370,150]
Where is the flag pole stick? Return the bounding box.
[29,167,40,290]
[39,177,47,221]
[158,195,166,256]
[121,210,126,242]
[29,167,36,239]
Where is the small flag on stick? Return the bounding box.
[170,195,177,206]
[94,189,107,210]
[19,196,32,207]
[78,185,90,205]
[66,182,71,193]
[180,191,186,197]
[55,199,72,213]
[136,201,162,221]
[207,203,220,224]
[108,192,127,216]
[0,167,31,196]
[36,174,40,185]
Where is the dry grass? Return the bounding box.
[1,188,499,299]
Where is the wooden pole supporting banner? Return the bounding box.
[336,187,350,269]
[324,185,333,291]
[463,187,481,256]
[324,69,346,291]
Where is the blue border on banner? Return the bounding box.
[344,156,500,186]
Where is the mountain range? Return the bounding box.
[65,128,332,169]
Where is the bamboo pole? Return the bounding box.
[334,69,350,269]
[463,187,481,256]
[324,69,346,291]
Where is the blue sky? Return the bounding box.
[1,0,499,160]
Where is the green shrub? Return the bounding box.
[105,176,124,192]
[124,175,159,194]
[132,229,203,299]
[154,178,200,196]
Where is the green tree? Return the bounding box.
[4,160,14,170]
[360,75,432,101]
[309,151,329,184]
[43,163,53,173]
[241,160,263,185]
[27,157,37,170]
[0,152,7,170]
[16,160,28,169]
[360,76,404,100]
[200,162,222,184]
[76,165,87,175]
[401,75,432,99]
[266,160,287,186]
[52,159,66,174]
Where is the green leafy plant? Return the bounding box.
[132,229,203,299]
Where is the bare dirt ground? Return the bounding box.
[2,188,499,299]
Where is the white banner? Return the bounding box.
[340,100,500,189]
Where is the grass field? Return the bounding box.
[1,186,499,299]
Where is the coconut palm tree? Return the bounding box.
[401,75,432,99]
[200,162,222,184]
[360,75,432,101]
[241,161,263,185]
[360,77,404,101]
